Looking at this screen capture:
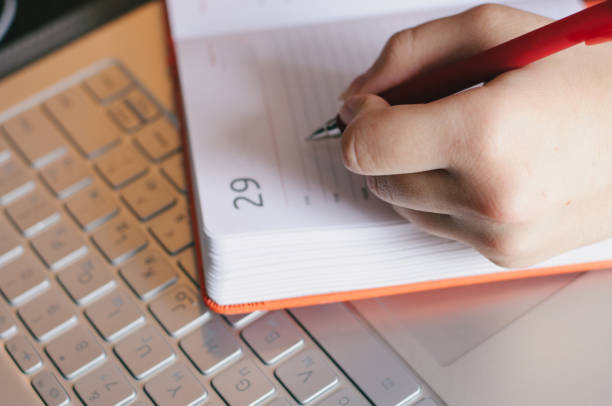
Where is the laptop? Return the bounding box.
[0,2,610,406]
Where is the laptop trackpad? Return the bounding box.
[377,273,579,366]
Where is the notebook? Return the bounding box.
[165,0,595,313]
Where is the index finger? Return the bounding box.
[341,92,472,175]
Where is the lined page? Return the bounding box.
[174,0,581,237]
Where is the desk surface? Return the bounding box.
[0,1,174,113]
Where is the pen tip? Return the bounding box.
[306,117,343,141]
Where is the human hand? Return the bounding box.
[339,4,612,268]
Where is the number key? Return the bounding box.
[32,370,71,406]
[119,249,177,300]
[65,183,118,231]
[6,187,60,237]
[0,253,49,305]
[0,306,17,338]
[95,142,147,189]
[85,290,144,341]
[31,221,88,270]
[57,254,115,305]
[74,363,135,406]
[39,152,91,198]
[149,202,193,255]
[91,215,147,265]
[0,217,23,265]
[18,288,77,341]
[149,283,208,337]
[121,173,176,221]
[45,326,105,379]
[0,157,35,204]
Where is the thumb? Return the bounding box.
[339,94,389,127]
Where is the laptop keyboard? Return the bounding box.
[0,61,439,406]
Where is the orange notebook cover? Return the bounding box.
[163,0,607,314]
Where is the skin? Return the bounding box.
[339,4,612,268]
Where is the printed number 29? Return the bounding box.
[231,178,263,209]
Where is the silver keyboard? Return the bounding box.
[0,60,441,406]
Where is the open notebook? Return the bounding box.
[165,0,598,313]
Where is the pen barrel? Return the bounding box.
[379,1,612,106]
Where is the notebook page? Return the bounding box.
[167,0,483,40]
[173,0,582,238]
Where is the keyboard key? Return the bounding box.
[6,334,43,374]
[0,217,23,265]
[74,363,135,406]
[95,142,148,189]
[32,370,71,406]
[114,325,175,380]
[0,253,49,305]
[65,183,118,230]
[108,99,142,131]
[316,388,367,406]
[212,359,275,406]
[44,86,121,157]
[149,284,208,337]
[31,221,88,270]
[0,218,23,265]
[223,311,265,329]
[125,89,159,122]
[415,399,440,406]
[39,152,92,198]
[266,398,291,406]
[275,350,338,404]
[1,107,66,168]
[84,65,132,102]
[177,248,199,287]
[0,135,11,163]
[85,290,144,341]
[45,326,106,379]
[144,363,207,406]
[0,307,17,338]
[18,288,77,341]
[0,156,35,204]
[241,311,304,365]
[91,215,147,265]
[58,254,115,305]
[149,202,193,255]
[119,249,177,300]
[134,119,180,162]
[291,304,422,406]
[180,318,241,375]
[161,153,187,193]
[6,187,60,236]
[122,173,176,221]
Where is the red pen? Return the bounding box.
[309,0,612,140]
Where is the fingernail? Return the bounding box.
[339,101,356,125]
[339,73,367,100]
[367,176,389,197]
